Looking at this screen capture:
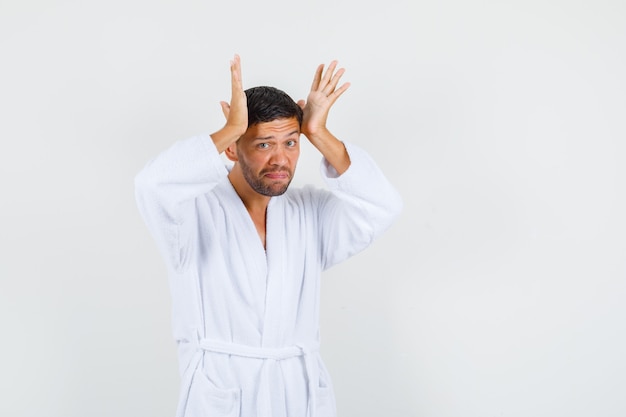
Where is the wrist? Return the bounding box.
[211,124,247,153]
[302,126,329,142]
[223,123,247,139]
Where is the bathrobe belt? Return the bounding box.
[196,337,321,417]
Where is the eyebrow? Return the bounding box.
[253,130,300,141]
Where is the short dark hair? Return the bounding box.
[245,86,303,128]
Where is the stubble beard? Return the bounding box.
[240,158,294,197]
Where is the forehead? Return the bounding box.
[246,117,300,138]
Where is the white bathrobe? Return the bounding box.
[135,134,402,417]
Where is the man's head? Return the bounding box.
[225,86,302,197]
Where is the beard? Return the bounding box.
[239,157,294,197]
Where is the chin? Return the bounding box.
[267,187,289,197]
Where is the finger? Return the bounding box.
[333,83,351,98]
[328,82,351,103]
[324,67,346,95]
[220,101,230,119]
[230,54,243,92]
[310,64,324,91]
[320,60,338,90]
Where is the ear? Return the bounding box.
[224,142,239,162]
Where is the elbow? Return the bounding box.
[134,168,147,192]
[389,188,404,219]
[375,188,404,235]
[134,165,152,190]
[382,186,404,225]
[134,165,159,197]
[133,167,160,215]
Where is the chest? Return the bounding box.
[193,193,317,271]
[248,210,267,249]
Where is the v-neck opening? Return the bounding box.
[221,178,270,260]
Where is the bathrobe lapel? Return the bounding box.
[262,196,285,347]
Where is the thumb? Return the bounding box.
[297,99,306,110]
[220,101,230,119]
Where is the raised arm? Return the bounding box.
[134,55,246,270]
[297,60,351,175]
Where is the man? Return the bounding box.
[135,55,402,417]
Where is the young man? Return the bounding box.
[135,55,402,417]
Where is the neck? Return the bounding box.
[228,168,270,215]
[228,167,269,249]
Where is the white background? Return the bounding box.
[1,1,625,416]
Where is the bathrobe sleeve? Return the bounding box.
[317,142,403,270]
[134,134,227,271]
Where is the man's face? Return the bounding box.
[235,117,301,196]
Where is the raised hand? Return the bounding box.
[220,54,248,134]
[298,60,350,139]
[297,60,351,175]
[211,54,248,153]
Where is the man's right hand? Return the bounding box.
[211,54,248,153]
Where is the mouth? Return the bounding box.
[263,171,290,180]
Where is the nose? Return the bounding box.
[268,147,287,167]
